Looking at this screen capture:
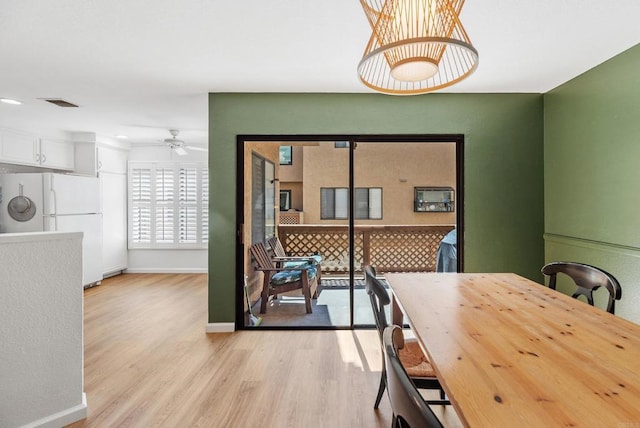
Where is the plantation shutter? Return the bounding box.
[130,166,152,243]
[201,168,209,243]
[178,167,198,243]
[155,167,175,243]
[128,162,208,248]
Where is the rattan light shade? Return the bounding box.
[358,0,478,95]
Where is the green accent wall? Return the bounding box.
[208,93,544,324]
[544,44,640,322]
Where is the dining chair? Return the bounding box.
[363,265,448,409]
[541,261,622,314]
[383,325,445,428]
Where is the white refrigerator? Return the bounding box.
[0,173,103,287]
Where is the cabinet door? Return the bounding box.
[40,139,75,170]
[97,146,128,173]
[0,130,39,166]
[100,172,128,275]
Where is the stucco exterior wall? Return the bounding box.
[302,142,456,225]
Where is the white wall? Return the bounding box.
[126,146,208,273]
[0,232,86,427]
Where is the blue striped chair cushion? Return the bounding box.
[271,266,317,286]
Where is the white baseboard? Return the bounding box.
[206,322,235,333]
[124,268,208,274]
[22,393,87,428]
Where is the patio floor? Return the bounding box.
[250,277,393,328]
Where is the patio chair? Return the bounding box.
[363,264,448,409]
[250,242,319,314]
[383,325,444,428]
[267,236,323,284]
[541,261,622,314]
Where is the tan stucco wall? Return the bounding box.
[302,142,457,225]
[279,145,303,182]
[280,182,303,210]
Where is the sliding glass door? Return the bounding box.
[352,141,460,327]
[238,136,462,329]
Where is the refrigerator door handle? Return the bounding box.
[49,174,58,231]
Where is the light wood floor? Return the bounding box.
[68,273,460,427]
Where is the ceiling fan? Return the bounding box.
[162,129,207,156]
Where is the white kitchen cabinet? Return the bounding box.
[98,145,129,276]
[39,138,75,170]
[97,145,128,173]
[0,129,74,170]
[74,143,128,176]
[100,171,128,276]
[0,129,39,166]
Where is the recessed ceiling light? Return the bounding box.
[0,98,22,105]
[115,135,128,139]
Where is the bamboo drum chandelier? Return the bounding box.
[358,0,478,95]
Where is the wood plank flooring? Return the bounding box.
[68,273,460,427]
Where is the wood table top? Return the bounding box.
[384,272,640,428]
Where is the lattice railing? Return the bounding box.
[279,211,303,225]
[278,224,455,275]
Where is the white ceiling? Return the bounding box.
[1,0,639,146]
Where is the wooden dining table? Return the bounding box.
[384,272,640,427]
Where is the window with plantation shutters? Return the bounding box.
[128,162,208,249]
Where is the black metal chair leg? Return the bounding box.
[374,372,387,409]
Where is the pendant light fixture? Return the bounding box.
[358,0,478,95]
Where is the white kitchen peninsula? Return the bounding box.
[0,232,86,427]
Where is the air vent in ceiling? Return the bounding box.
[41,98,79,108]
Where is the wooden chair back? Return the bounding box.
[249,242,274,271]
[363,264,390,339]
[541,261,622,314]
[363,264,447,409]
[267,236,287,258]
[383,326,444,428]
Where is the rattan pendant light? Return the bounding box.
[358,0,478,95]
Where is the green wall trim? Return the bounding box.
[543,233,640,258]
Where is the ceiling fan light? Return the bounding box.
[173,146,188,156]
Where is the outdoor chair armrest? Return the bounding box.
[255,266,312,272]
[273,256,318,264]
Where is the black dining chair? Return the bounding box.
[383,325,445,428]
[363,265,448,409]
[541,261,622,314]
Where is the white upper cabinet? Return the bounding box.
[39,138,75,170]
[97,145,128,174]
[0,129,75,170]
[0,130,39,166]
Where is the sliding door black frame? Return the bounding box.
[235,134,465,330]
